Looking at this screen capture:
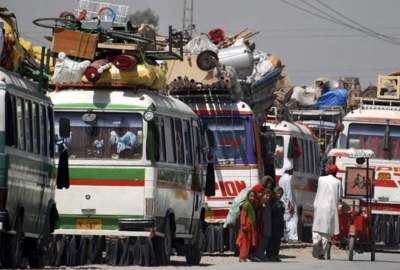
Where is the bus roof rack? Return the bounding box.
[168,87,236,103]
[360,97,400,109]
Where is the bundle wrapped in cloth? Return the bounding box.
[81,63,167,90]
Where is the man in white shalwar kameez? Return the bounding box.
[312,164,342,259]
[279,161,298,241]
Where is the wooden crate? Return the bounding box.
[52,29,98,60]
[378,75,400,100]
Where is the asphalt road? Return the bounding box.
[42,246,400,270]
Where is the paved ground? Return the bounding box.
[43,246,400,270]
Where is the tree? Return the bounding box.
[128,8,159,28]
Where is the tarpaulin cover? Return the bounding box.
[315,88,348,108]
[183,35,219,54]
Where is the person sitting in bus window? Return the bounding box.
[312,164,341,260]
[279,161,298,242]
[267,186,285,262]
[254,189,273,261]
[236,190,257,262]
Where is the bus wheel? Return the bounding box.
[185,225,203,265]
[2,216,25,268]
[155,217,172,265]
[26,238,46,268]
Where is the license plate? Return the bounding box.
[76,218,102,230]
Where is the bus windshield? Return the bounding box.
[274,136,284,169]
[55,112,143,159]
[347,123,400,160]
[203,116,256,165]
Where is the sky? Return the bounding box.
[1,0,400,87]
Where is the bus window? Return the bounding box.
[39,105,47,156]
[348,123,400,160]
[48,106,55,158]
[303,140,308,173]
[54,112,143,159]
[183,120,193,165]
[32,103,40,154]
[192,125,198,164]
[165,117,176,163]
[5,94,17,147]
[174,118,184,164]
[16,98,25,151]
[315,142,320,174]
[156,116,166,162]
[203,116,255,165]
[24,101,32,152]
[274,136,284,169]
[308,140,314,174]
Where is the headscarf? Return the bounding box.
[242,191,256,226]
[251,183,264,193]
[327,164,338,174]
[261,175,276,190]
[274,186,283,193]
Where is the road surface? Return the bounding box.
[43,246,400,270]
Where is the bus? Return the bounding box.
[335,98,400,246]
[263,120,320,241]
[170,90,262,252]
[0,67,69,268]
[48,89,212,266]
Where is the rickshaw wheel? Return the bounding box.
[348,236,355,261]
[370,242,375,261]
[326,242,332,260]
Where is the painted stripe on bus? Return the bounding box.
[69,167,145,180]
[55,103,147,111]
[205,209,229,220]
[193,109,253,117]
[70,179,145,186]
[58,214,144,230]
[375,179,398,188]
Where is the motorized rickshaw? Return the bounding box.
[326,148,376,261]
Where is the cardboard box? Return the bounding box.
[52,29,98,60]
[378,75,400,100]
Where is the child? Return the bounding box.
[236,190,257,262]
[266,186,285,262]
[254,189,273,261]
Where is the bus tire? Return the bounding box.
[155,217,172,265]
[185,241,202,265]
[2,215,25,268]
[26,238,46,268]
[185,220,204,265]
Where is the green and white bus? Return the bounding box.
[49,89,213,266]
[0,67,69,268]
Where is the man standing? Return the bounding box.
[312,164,342,259]
[279,162,298,242]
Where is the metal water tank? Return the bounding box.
[218,44,254,79]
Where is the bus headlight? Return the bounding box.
[144,111,154,122]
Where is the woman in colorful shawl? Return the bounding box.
[266,186,286,261]
[236,190,257,262]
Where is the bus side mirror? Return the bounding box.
[205,149,215,196]
[57,145,70,189]
[59,118,70,138]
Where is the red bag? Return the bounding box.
[208,28,225,44]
